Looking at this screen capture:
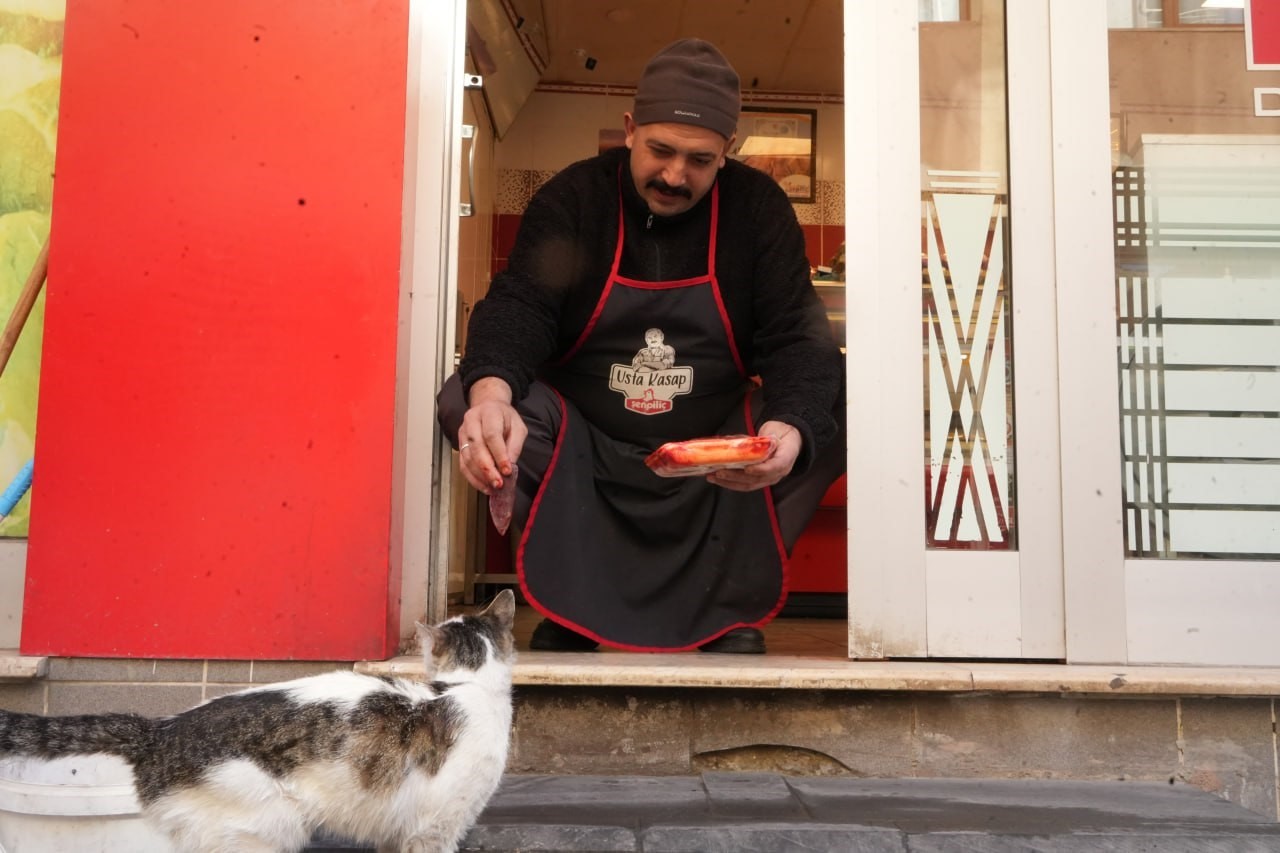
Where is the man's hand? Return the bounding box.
[706,420,801,492]
[456,377,527,495]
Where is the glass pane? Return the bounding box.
[919,0,963,23]
[1109,2,1280,559]
[1109,1,1244,28]
[1179,0,1244,27]
[919,0,1017,550]
[1109,2,1163,29]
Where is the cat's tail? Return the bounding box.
[0,710,154,763]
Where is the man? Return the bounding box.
[438,38,844,654]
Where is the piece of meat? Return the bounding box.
[489,463,518,535]
[644,435,777,478]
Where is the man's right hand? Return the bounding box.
[457,376,527,495]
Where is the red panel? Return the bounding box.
[22,1,409,660]
[1250,0,1280,67]
[494,213,522,261]
[788,508,846,594]
[791,476,847,594]
[819,473,847,508]
[821,225,846,268]
[800,224,822,268]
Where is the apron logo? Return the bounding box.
[609,327,694,415]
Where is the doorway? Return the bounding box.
[441,1,850,657]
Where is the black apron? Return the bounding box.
[518,178,788,651]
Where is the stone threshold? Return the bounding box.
[359,652,1280,696]
[0,650,47,681]
[6,648,1278,696]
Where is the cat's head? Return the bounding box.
[416,589,516,680]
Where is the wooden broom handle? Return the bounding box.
[0,237,50,379]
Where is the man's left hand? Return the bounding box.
[707,420,801,492]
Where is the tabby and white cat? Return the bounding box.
[0,589,516,853]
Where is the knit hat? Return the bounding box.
[633,38,741,140]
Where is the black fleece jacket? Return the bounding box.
[459,145,843,467]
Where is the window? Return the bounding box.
[1111,0,1245,29]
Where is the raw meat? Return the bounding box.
[489,463,518,535]
[644,435,777,477]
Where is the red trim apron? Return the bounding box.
[517,178,789,651]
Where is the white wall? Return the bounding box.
[0,542,26,648]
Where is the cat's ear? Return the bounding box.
[416,622,444,677]
[480,588,516,632]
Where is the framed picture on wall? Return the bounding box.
[732,107,816,203]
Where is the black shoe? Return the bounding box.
[529,618,599,651]
[698,627,766,654]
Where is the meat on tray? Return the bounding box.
[644,435,777,477]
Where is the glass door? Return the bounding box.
[848,0,1280,665]
[845,0,1065,659]
[1060,0,1280,665]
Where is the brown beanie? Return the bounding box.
[633,38,741,140]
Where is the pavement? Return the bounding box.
[306,772,1280,852]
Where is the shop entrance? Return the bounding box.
[423,0,1280,666]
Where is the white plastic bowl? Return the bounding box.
[0,755,172,852]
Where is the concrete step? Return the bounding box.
[307,773,1280,852]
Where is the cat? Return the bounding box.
[0,589,516,853]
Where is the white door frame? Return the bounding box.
[1046,0,1129,664]
[844,0,928,659]
[393,0,469,634]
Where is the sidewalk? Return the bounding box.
[310,773,1280,852]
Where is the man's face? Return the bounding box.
[624,114,733,217]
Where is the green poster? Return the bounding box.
[0,0,61,536]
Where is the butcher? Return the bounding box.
[437,38,845,653]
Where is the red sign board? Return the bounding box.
[23,0,410,660]
[1248,0,1280,69]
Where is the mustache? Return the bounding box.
[646,180,692,199]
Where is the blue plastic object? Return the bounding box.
[0,459,34,517]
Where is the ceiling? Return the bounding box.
[513,0,845,96]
